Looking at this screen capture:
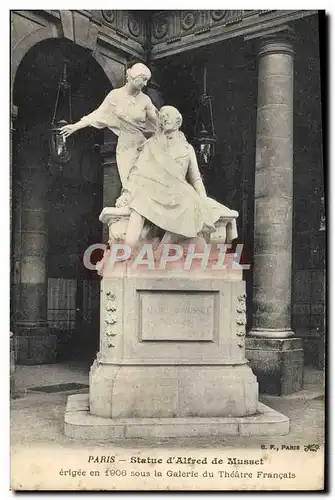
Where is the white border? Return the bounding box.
[2,3,332,498]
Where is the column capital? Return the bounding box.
[245,25,295,57]
[259,35,295,59]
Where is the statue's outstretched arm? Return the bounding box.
[58,117,88,138]
[79,90,117,130]
[59,90,116,138]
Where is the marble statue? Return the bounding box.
[63,65,289,442]
[60,61,237,250]
[59,62,158,187]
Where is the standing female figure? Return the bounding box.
[59,62,158,188]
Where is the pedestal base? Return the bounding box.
[89,361,259,419]
[245,337,304,395]
[64,394,289,440]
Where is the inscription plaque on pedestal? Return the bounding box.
[139,290,217,341]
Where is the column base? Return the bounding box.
[245,337,304,395]
[250,329,295,339]
[15,324,57,365]
[65,394,289,440]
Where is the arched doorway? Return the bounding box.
[11,38,114,364]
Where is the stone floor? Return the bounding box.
[10,362,324,449]
[9,362,325,491]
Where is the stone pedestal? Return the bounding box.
[89,270,258,419]
[246,337,304,395]
[64,207,290,439]
[65,395,289,439]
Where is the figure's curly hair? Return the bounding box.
[126,62,151,81]
[159,106,183,127]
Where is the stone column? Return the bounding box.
[245,32,304,394]
[14,138,57,364]
[252,35,295,337]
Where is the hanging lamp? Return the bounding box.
[194,64,217,168]
[49,62,73,165]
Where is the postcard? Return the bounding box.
[10,8,325,491]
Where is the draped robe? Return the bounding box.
[79,87,157,186]
[127,132,238,239]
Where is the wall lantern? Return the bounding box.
[49,63,73,165]
[194,65,217,168]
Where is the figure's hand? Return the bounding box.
[59,123,78,138]
[115,190,132,208]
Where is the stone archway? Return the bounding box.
[11,25,59,102]
[11,24,124,106]
[11,37,116,364]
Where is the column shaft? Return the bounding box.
[246,34,304,395]
[251,37,295,338]
[13,140,57,363]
